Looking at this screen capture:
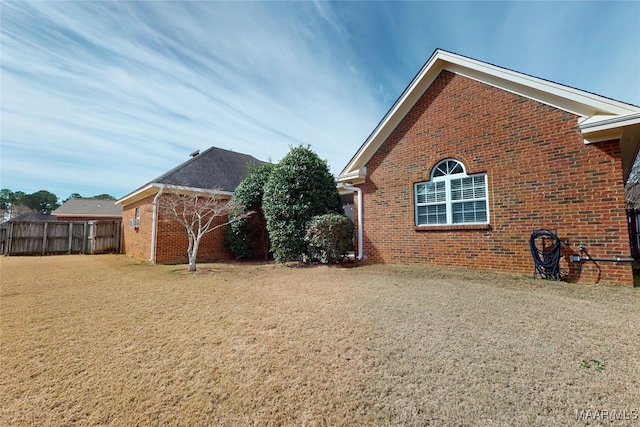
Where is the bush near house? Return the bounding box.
[304,213,353,263]
[263,146,343,263]
[227,163,274,260]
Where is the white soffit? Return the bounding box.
[115,184,158,206]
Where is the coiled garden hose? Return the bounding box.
[530,229,561,280]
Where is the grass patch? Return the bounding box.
[0,291,20,298]
[1,255,639,426]
[580,359,606,372]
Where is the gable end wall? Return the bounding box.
[359,71,632,285]
[121,195,155,261]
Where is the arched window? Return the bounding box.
[414,159,489,225]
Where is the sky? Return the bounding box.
[1,1,639,201]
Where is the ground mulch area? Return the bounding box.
[1,255,639,426]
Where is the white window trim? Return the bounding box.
[415,159,490,226]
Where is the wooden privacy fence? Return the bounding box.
[1,220,121,256]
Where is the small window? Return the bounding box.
[415,159,489,226]
[135,208,141,220]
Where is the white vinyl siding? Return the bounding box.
[415,160,489,226]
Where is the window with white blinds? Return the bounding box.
[415,159,489,226]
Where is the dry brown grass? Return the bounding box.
[1,255,639,426]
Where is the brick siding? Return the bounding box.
[357,71,633,286]
[121,195,155,261]
[121,193,234,264]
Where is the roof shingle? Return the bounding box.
[150,147,266,192]
[52,199,122,217]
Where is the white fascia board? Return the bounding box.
[337,167,367,184]
[580,113,640,144]
[339,49,640,178]
[115,183,159,206]
[580,112,640,132]
[116,183,233,206]
[440,51,640,117]
[340,54,445,176]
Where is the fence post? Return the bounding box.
[42,222,48,256]
[7,221,13,255]
[82,222,88,254]
[89,221,96,255]
[68,222,74,254]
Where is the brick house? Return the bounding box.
[116,147,265,264]
[338,50,640,286]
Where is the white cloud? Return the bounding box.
[1,1,383,198]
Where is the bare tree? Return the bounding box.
[160,188,253,271]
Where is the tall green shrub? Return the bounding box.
[263,146,343,263]
[227,163,273,260]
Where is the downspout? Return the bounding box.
[149,185,164,263]
[340,184,364,260]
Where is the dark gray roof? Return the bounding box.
[150,147,266,192]
[52,199,122,217]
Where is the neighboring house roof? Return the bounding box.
[116,147,266,206]
[339,49,640,184]
[52,199,122,218]
[1,211,58,228]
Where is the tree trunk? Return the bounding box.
[188,236,201,272]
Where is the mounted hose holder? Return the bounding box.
[530,229,561,281]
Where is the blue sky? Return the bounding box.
[2,1,639,201]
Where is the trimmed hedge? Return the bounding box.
[304,213,353,264]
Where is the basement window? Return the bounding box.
[415,159,489,226]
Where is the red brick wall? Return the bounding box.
[358,71,633,286]
[121,193,234,264]
[155,208,233,264]
[121,195,155,261]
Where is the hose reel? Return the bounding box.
[530,229,561,280]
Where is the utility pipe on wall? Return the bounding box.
[579,256,635,262]
[575,244,635,263]
[149,185,164,263]
[340,183,363,260]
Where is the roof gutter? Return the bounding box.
[338,183,363,260]
[579,112,640,133]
